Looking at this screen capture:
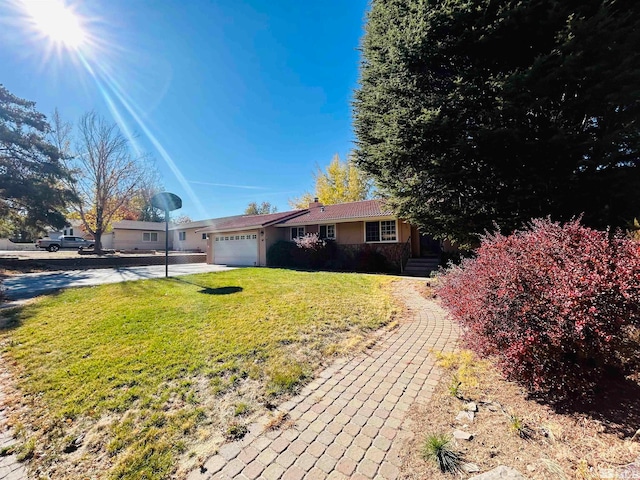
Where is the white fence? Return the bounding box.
[0,239,38,251]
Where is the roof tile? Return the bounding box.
[279,200,393,225]
[200,210,305,232]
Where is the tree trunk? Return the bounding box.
[94,229,102,254]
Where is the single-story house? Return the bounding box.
[198,199,443,269]
[107,220,168,251]
[107,199,453,270]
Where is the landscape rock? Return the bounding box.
[453,429,473,441]
[468,466,528,480]
[463,463,481,473]
[456,410,475,423]
[464,402,478,412]
[599,456,640,479]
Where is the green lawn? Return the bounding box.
[0,268,395,479]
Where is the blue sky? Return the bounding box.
[0,0,369,220]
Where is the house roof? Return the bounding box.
[197,209,306,233]
[169,216,242,231]
[278,199,394,226]
[112,220,166,231]
[112,200,396,234]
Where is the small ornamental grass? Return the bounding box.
[422,433,462,473]
[437,218,640,399]
[509,415,534,440]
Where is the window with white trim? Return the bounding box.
[291,227,305,239]
[365,221,397,242]
[381,221,396,241]
[202,233,208,240]
[143,232,158,242]
[178,231,186,241]
[319,224,336,240]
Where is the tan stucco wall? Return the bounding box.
[171,227,207,252]
[113,229,167,250]
[258,230,266,266]
[398,221,411,244]
[336,222,362,244]
[273,219,411,246]
[411,226,421,257]
[335,219,409,245]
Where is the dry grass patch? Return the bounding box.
[401,350,640,479]
[0,268,397,479]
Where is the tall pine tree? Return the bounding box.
[0,85,75,240]
[354,0,640,246]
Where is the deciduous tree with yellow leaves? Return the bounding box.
[289,154,372,209]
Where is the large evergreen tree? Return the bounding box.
[354,0,640,246]
[0,85,75,240]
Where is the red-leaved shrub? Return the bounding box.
[437,218,640,398]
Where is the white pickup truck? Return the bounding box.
[36,235,95,252]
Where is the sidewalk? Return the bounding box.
[188,280,459,480]
[0,372,26,480]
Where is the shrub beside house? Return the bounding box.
[437,218,640,399]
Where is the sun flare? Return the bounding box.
[22,0,86,49]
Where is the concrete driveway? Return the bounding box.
[3,264,237,302]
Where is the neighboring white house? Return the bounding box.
[108,220,167,251]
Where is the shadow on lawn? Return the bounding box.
[199,286,243,295]
[170,278,243,295]
[0,291,61,330]
[0,306,24,330]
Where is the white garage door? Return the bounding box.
[213,231,258,266]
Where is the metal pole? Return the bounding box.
[165,208,169,278]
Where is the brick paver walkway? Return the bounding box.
[0,373,27,480]
[188,280,458,480]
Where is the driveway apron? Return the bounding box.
[188,280,459,480]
